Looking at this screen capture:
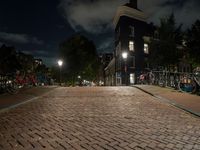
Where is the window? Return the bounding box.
[144,43,149,54]
[132,56,135,67]
[129,56,135,68]
[129,41,134,51]
[116,73,121,85]
[117,59,121,70]
[129,26,135,37]
[130,73,135,84]
[144,57,149,68]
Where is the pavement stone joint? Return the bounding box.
[0,87,200,150]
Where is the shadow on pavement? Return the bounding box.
[133,85,200,117]
[0,86,57,110]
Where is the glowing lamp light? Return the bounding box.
[122,52,128,59]
[57,60,63,67]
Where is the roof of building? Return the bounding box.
[113,5,147,28]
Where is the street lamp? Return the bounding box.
[57,60,63,85]
[77,75,82,86]
[122,52,128,60]
[122,52,128,86]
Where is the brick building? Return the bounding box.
[105,0,154,86]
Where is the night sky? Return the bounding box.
[0,0,199,66]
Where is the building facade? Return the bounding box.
[98,53,113,85]
[105,0,194,86]
[104,58,115,86]
[106,0,154,86]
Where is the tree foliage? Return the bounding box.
[185,20,200,67]
[0,44,48,76]
[149,14,183,69]
[17,52,35,72]
[59,34,100,82]
[0,45,20,74]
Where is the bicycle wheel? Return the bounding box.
[6,80,19,94]
[158,77,165,87]
[178,79,197,93]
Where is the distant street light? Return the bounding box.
[122,52,128,86]
[77,76,82,86]
[57,60,63,85]
[58,60,63,67]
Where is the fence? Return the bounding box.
[0,75,7,91]
[138,70,200,94]
[0,74,17,94]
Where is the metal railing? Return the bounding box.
[137,70,200,94]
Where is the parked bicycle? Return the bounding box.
[0,74,18,94]
[143,68,200,95]
[15,70,37,88]
[178,69,200,94]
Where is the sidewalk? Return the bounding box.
[133,85,200,117]
[0,86,57,110]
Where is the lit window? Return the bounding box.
[144,43,149,54]
[130,73,135,84]
[129,41,134,51]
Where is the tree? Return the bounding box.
[35,63,48,74]
[149,14,183,70]
[59,34,100,84]
[185,20,200,67]
[0,45,20,74]
[17,52,35,72]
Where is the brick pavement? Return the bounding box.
[0,87,200,150]
[0,86,56,110]
[134,85,200,116]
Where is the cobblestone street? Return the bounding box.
[0,87,200,150]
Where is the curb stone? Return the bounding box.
[0,87,56,114]
[132,85,200,118]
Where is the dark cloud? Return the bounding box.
[160,0,188,8]
[22,50,49,57]
[21,50,57,66]
[59,0,127,33]
[0,32,44,45]
[31,37,44,45]
[139,0,200,27]
[160,0,200,8]
[60,0,200,33]
[1,0,199,67]
[38,56,58,66]
[97,37,114,52]
[58,0,199,54]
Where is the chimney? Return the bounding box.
[130,0,137,9]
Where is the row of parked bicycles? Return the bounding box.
[0,71,52,94]
[138,68,200,94]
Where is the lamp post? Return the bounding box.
[78,75,81,86]
[122,52,128,86]
[57,60,63,86]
